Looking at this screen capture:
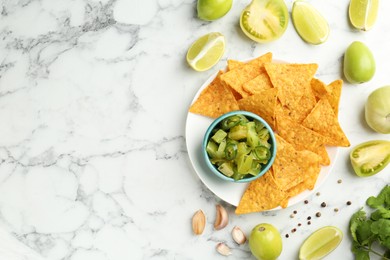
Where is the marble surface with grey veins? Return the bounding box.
[0,0,389,259]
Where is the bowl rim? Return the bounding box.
[202,110,277,183]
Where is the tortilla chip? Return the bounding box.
[289,89,317,123]
[265,63,318,109]
[189,71,239,118]
[276,114,330,165]
[235,170,287,214]
[237,88,278,130]
[242,68,273,95]
[220,53,272,99]
[311,78,330,100]
[326,79,343,117]
[227,59,244,71]
[302,98,350,147]
[272,135,322,191]
[280,163,321,208]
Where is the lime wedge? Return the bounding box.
[292,0,329,45]
[349,0,379,31]
[239,0,289,43]
[299,226,343,260]
[186,32,225,72]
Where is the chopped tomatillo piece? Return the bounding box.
[206,114,273,179]
[350,140,390,177]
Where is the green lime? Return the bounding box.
[186,32,225,72]
[299,226,343,260]
[349,0,379,31]
[239,0,289,43]
[292,0,329,45]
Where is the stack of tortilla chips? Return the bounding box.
[189,52,350,214]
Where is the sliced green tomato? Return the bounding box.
[206,141,218,158]
[218,162,235,177]
[211,129,227,143]
[350,140,390,177]
[228,125,247,140]
[237,142,251,156]
[239,0,289,43]
[237,154,253,174]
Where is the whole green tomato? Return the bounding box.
[343,41,375,84]
[365,86,390,134]
[197,0,232,21]
[249,223,282,260]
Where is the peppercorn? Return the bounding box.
[316,212,321,217]
[321,202,327,207]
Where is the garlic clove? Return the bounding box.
[231,226,247,245]
[192,209,206,235]
[216,242,232,256]
[214,204,228,230]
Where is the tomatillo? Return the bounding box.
[365,86,390,134]
[350,140,390,177]
[197,0,232,21]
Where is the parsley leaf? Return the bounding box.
[349,185,390,259]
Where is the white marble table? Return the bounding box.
[0,0,389,259]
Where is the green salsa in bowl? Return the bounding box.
[202,111,277,183]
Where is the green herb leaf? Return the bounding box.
[351,241,370,260]
[366,185,390,209]
[371,207,390,220]
[350,209,368,242]
[350,185,390,259]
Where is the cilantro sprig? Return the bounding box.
[349,185,390,259]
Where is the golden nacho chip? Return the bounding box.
[220,53,272,99]
[272,135,322,191]
[302,98,350,147]
[235,169,287,214]
[189,71,239,118]
[280,162,321,208]
[242,68,273,95]
[289,89,317,123]
[276,114,330,165]
[227,59,244,71]
[237,88,278,130]
[311,78,330,100]
[326,79,343,117]
[265,63,318,109]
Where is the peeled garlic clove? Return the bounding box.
[216,242,232,256]
[231,226,246,245]
[214,204,228,230]
[192,209,206,235]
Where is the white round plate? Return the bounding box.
[185,68,338,209]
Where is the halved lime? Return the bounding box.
[186,32,225,72]
[239,0,289,43]
[299,226,343,260]
[349,0,379,31]
[292,0,329,45]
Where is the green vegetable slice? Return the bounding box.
[254,146,271,160]
[225,142,238,160]
[211,129,227,143]
[221,114,247,130]
[218,162,235,177]
[350,140,390,177]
